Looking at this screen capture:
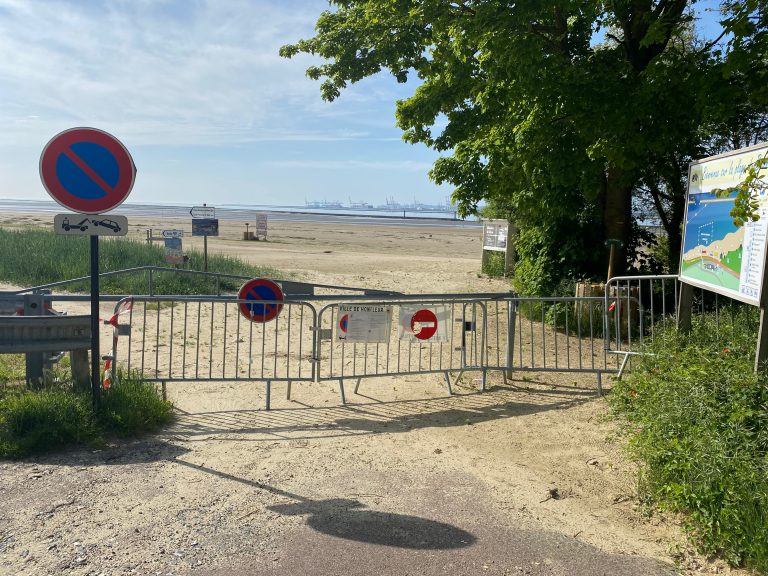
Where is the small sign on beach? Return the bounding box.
[190,205,215,219]
[164,237,184,265]
[192,218,219,237]
[162,229,184,239]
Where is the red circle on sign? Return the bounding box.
[411,309,438,340]
[40,127,136,214]
[339,314,349,333]
[238,278,284,323]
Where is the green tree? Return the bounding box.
[281,0,763,287]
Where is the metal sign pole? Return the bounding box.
[204,235,208,272]
[90,235,101,408]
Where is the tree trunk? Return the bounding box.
[666,176,686,274]
[604,167,633,279]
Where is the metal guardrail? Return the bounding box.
[0,315,91,353]
[10,266,401,298]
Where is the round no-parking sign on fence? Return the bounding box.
[238,278,284,323]
[40,127,136,214]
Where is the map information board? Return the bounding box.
[680,143,768,305]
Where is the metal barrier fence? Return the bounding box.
[508,296,620,393]
[604,274,760,375]
[603,275,679,375]
[111,296,317,408]
[315,297,499,398]
[16,268,749,407]
[105,290,632,408]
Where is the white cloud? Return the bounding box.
[265,159,433,171]
[0,0,401,146]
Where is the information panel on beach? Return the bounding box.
[192,218,219,237]
[680,142,768,305]
[482,221,508,251]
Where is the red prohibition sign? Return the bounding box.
[238,278,284,323]
[411,309,438,340]
[40,127,136,214]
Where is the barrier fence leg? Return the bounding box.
[161,381,167,401]
[506,302,516,383]
[353,378,362,395]
[286,380,292,400]
[451,370,464,392]
[339,379,346,404]
[265,380,271,411]
[444,371,453,395]
[617,353,631,379]
[596,372,603,397]
[481,370,487,392]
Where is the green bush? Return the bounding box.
[481,250,506,277]
[0,228,282,294]
[0,388,97,458]
[0,374,174,459]
[611,312,768,572]
[99,375,173,435]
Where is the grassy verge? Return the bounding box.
[610,310,768,572]
[0,228,282,294]
[0,372,173,459]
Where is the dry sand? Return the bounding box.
[0,213,748,575]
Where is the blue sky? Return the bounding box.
[0,0,725,208]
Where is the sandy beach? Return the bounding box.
[0,212,742,575]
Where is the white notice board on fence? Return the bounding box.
[336,304,392,342]
[680,142,768,305]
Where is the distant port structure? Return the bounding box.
[303,196,460,218]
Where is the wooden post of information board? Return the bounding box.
[677,281,694,334]
[755,260,768,372]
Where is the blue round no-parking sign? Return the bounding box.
[238,278,284,323]
[40,127,136,214]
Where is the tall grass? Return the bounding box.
[0,373,173,458]
[0,228,282,294]
[611,311,768,572]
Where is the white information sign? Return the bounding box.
[482,220,508,252]
[162,229,184,238]
[336,304,392,342]
[255,212,268,240]
[190,205,215,219]
[681,142,768,305]
[398,305,451,342]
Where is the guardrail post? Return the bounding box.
[71,349,90,391]
[24,294,46,387]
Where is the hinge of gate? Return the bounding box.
[316,328,332,341]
